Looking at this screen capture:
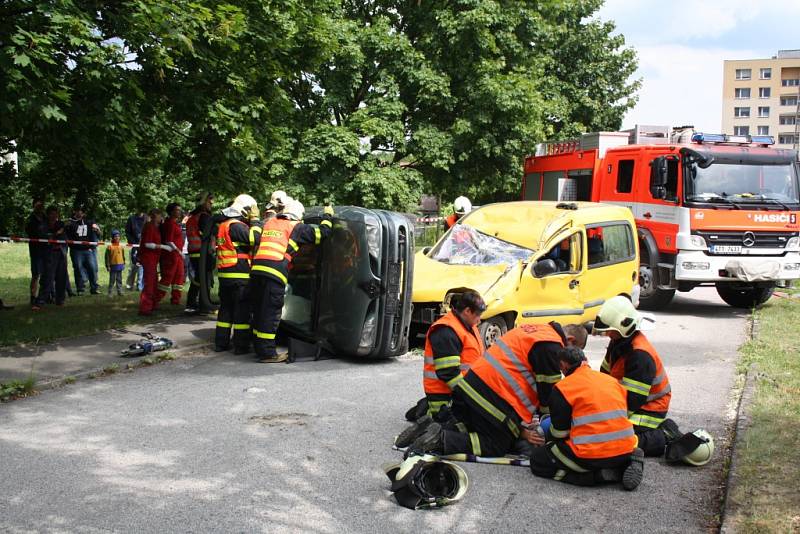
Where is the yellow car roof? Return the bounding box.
[458,201,630,250]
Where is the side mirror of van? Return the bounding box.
[532,258,558,278]
[421,246,432,255]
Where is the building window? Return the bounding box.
[734,126,750,136]
[735,69,752,80]
[760,68,772,80]
[616,159,634,194]
[778,134,797,145]
[734,107,750,118]
[758,106,770,117]
[759,87,771,98]
[781,79,800,87]
[779,115,797,125]
[781,96,799,106]
[735,88,751,99]
[757,126,770,135]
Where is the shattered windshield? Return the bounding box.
[429,224,534,265]
[686,162,800,204]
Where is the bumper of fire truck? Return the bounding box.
[674,250,800,282]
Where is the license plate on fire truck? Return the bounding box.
[710,245,742,254]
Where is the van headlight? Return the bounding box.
[366,223,381,257]
[358,313,377,350]
[786,237,800,251]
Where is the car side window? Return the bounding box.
[544,232,583,273]
[586,223,635,268]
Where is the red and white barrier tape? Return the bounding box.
[0,236,140,247]
[414,216,444,223]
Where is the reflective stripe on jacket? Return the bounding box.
[602,332,672,423]
[554,363,637,460]
[216,219,251,279]
[251,218,299,284]
[423,312,484,395]
[467,324,564,423]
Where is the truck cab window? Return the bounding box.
[617,160,634,193]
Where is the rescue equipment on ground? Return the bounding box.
[384,454,469,509]
[116,329,174,357]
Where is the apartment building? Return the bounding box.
[722,49,800,149]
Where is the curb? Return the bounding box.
[32,340,212,394]
[718,315,759,533]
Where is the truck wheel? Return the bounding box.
[479,316,507,348]
[638,264,675,310]
[715,283,774,309]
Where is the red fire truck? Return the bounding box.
[523,125,800,309]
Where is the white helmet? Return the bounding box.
[270,190,288,208]
[681,429,715,466]
[283,199,305,221]
[593,295,641,338]
[454,196,472,215]
[222,194,258,218]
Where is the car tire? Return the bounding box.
[715,283,774,309]
[638,264,675,310]
[479,316,507,348]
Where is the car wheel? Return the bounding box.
[715,283,774,309]
[638,264,675,310]
[479,316,507,348]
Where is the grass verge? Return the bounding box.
[0,242,196,346]
[728,294,800,532]
[0,375,36,402]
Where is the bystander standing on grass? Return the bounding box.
[104,230,126,297]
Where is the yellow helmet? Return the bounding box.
[681,429,714,466]
[593,295,640,338]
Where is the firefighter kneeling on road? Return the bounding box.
[248,200,333,363]
[396,289,485,448]
[215,194,262,354]
[529,346,644,490]
[593,296,714,467]
[406,322,585,458]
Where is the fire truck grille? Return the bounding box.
[695,230,798,250]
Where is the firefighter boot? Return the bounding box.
[395,415,434,449]
[622,448,645,491]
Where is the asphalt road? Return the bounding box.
[0,287,748,533]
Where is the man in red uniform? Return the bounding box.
[529,346,644,490]
[185,192,214,312]
[138,208,164,315]
[248,199,333,363]
[156,202,185,305]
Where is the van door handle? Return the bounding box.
[643,212,652,219]
[569,279,579,289]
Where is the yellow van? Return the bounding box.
[412,201,640,346]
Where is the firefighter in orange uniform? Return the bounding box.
[394,289,486,448]
[248,200,333,363]
[185,192,214,313]
[155,202,185,305]
[529,346,644,490]
[593,296,680,457]
[444,196,472,230]
[214,194,261,353]
[410,322,586,458]
[138,208,163,316]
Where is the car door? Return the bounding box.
[516,229,585,325]
[579,221,639,318]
